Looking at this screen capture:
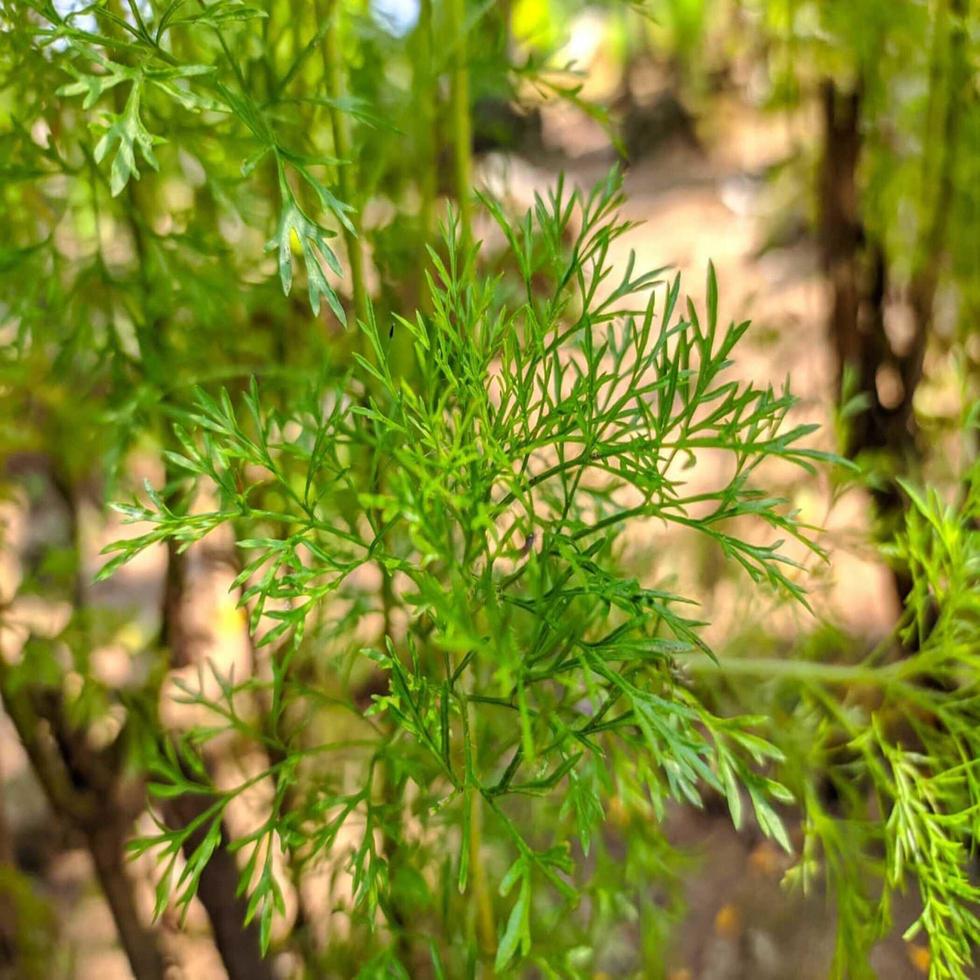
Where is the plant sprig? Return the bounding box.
[102,171,839,969]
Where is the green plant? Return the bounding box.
[99,170,838,972]
[687,443,980,979]
[740,0,979,588]
[4,1,976,976]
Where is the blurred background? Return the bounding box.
[1,0,977,976]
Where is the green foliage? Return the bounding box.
[703,451,980,979]
[101,173,835,970]
[0,865,60,980]
[748,0,979,376]
[2,0,977,976]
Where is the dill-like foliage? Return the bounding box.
[104,175,836,970]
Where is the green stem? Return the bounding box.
[318,0,369,324]
[678,654,910,687]
[415,0,437,247]
[317,0,392,656]
[461,689,496,959]
[469,781,496,958]
[446,0,473,249]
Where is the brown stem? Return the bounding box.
[0,752,12,868]
[907,0,968,411]
[126,158,280,977]
[88,825,168,980]
[818,81,913,601]
[155,501,278,978]
[0,663,168,980]
[819,81,867,411]
[1,464,168,978]
[163,793,274,980]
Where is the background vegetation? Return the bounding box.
[0,0,977,977]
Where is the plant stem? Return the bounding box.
[163,792,274,980]
[317,0,395,702]
[415,0,437,247]
[469,787,496,958]
[318,0,369,324]
[465,698,496,959]
[0,656,168,980]
[88,825,168,980]
[122,153,278,980]
[679,654,908,687]
[446,0,473,249]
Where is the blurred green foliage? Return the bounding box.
[0,0,978,977]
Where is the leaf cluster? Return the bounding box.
[103,172,835,970]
